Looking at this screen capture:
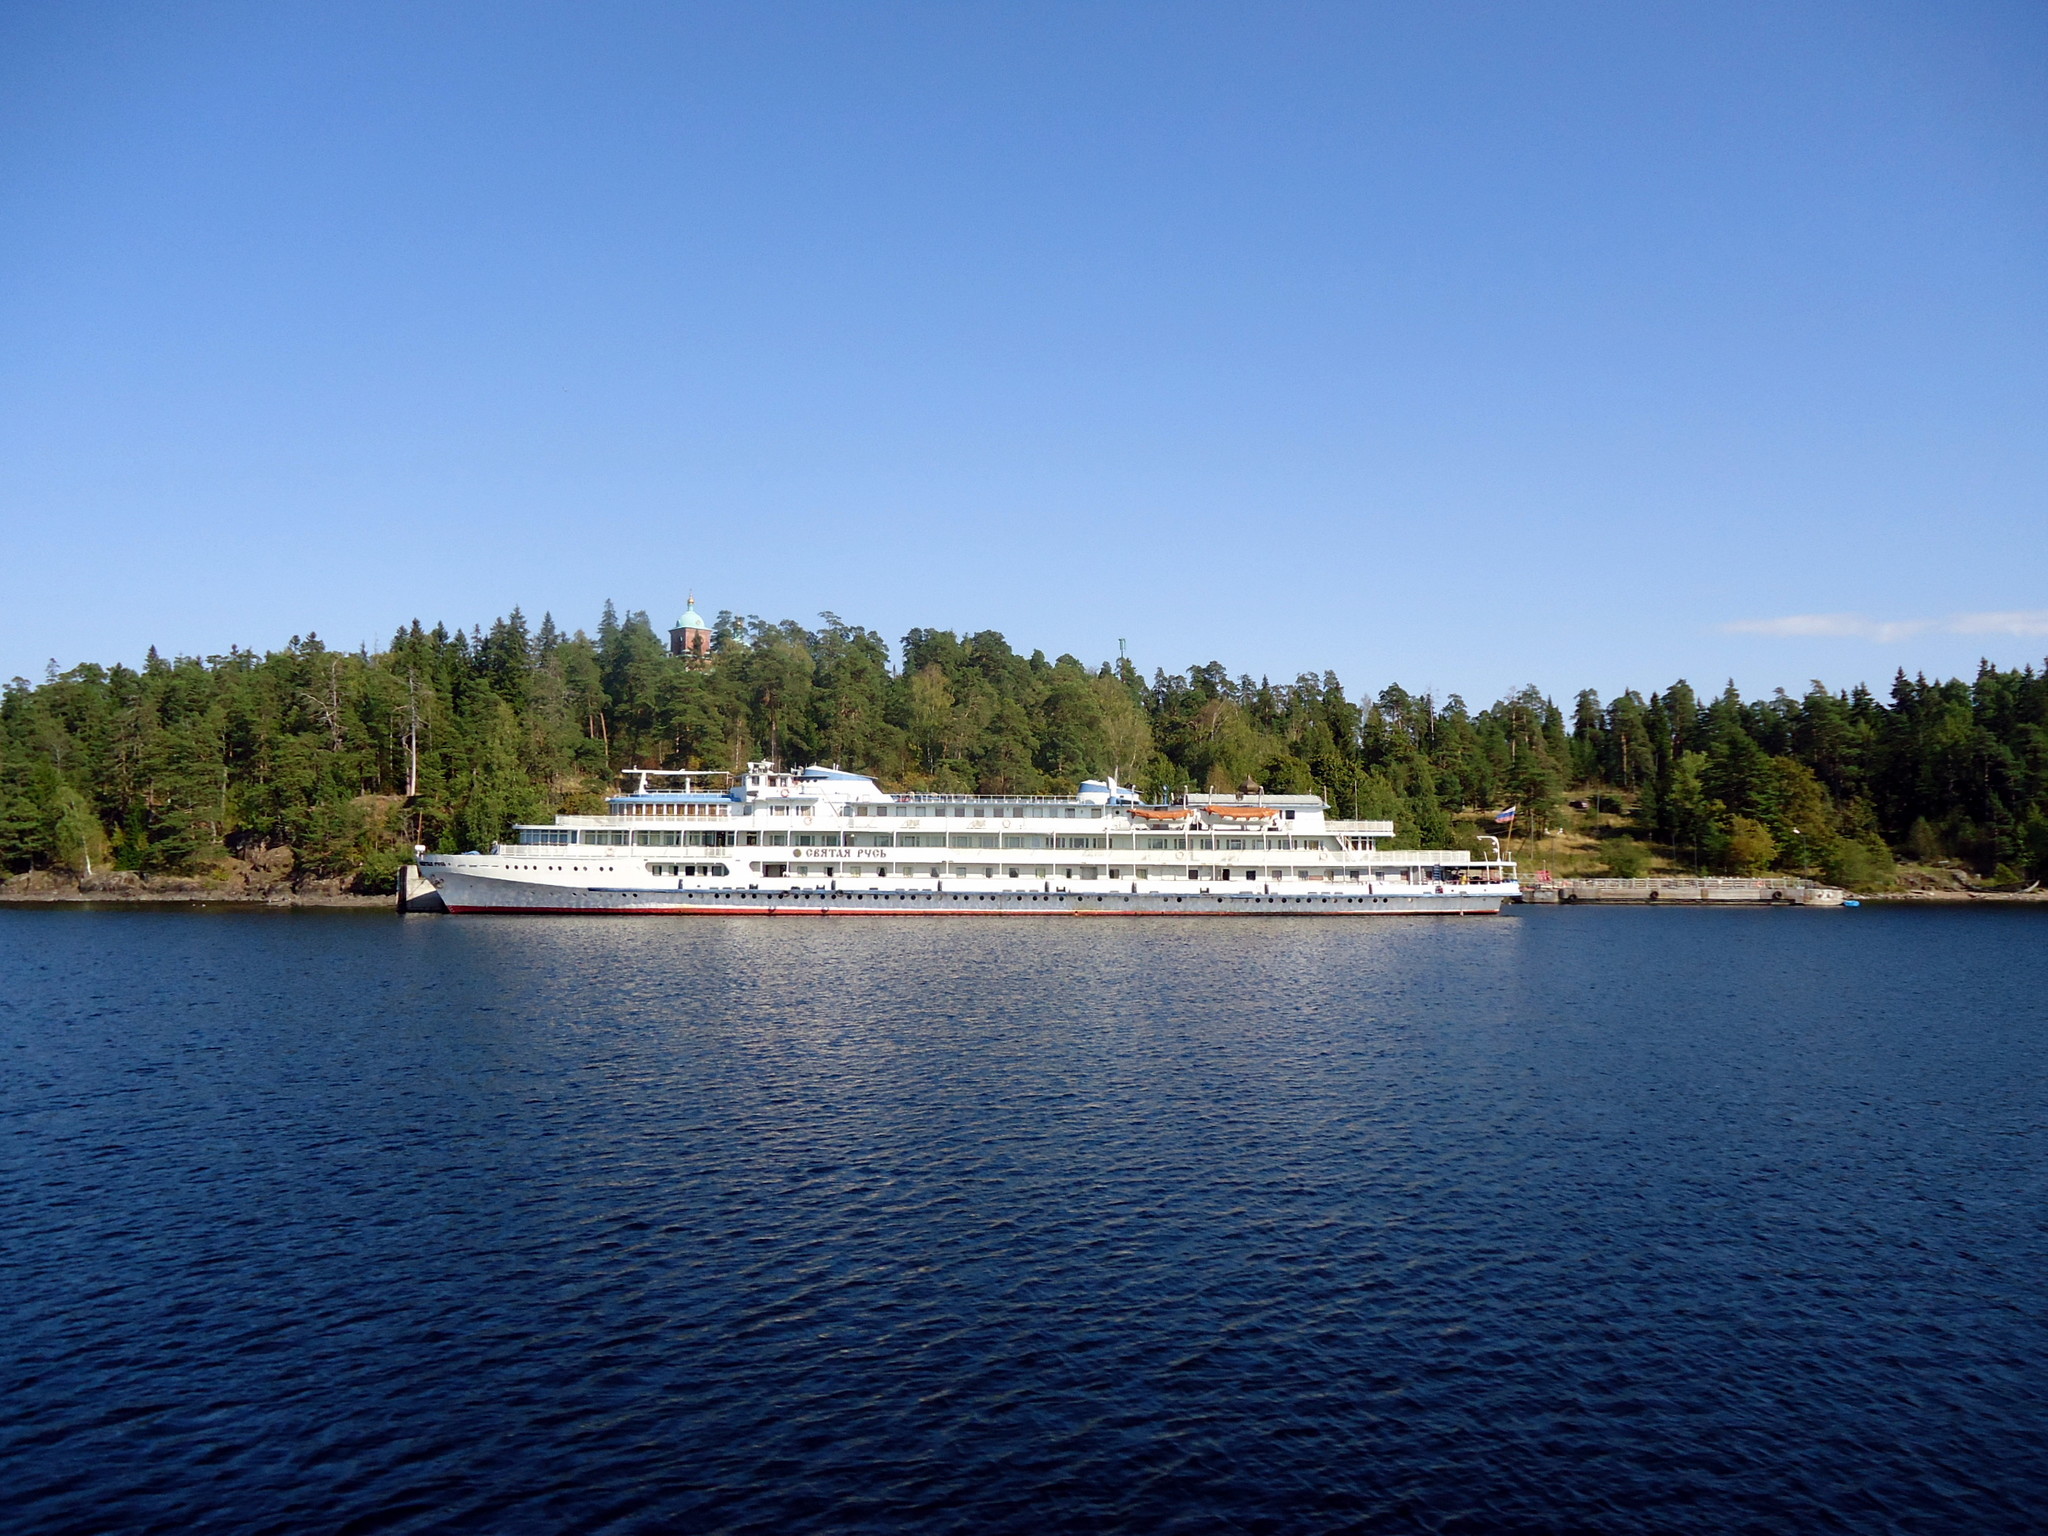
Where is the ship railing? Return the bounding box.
[888,793,1129,805]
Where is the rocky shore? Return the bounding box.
[1859,887,2048,903]
[0,867,391,908]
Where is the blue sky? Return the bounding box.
[2,1,2043,704]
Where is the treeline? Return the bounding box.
[3,604,2045,890]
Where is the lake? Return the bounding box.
[4,904,2044,1533]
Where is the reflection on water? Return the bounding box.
[4,906,2045,1533]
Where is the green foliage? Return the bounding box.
[1823,839,1898,891]
[1723,815,1779,875]
[1905,817,1943,863]
[48,783,107,874]
[1765,757,1836,871]
[5,610,2047,891]
[1658,751,1716,870]
[1600,837,1651,878]
[0,786,40,868]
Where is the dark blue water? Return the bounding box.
[4,905,2044,1534]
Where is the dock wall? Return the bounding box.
[396,864,448,914]
[1522,877,1845,906]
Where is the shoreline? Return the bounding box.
[3,884,2042,911]
[1852,888,2048,904]
[0,878,391,909]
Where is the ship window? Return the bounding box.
[634,830,682,847]
[519,828,575,845]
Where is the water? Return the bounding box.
[3,905,2044,1534]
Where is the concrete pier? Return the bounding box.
[396,864,447,913]
[1522,877,1846,906]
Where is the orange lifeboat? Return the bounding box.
[1204,804,1279,820]
[1129,806,1193,821]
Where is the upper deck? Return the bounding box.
[500,760,1516,879]
[579,763,1356,833]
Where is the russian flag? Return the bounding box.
[1493,806,1517,824]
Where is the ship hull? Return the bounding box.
[426,870,1509,917]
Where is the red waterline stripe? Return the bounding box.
[442,903,1500,917]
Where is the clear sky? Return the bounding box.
[2,1,2044,704]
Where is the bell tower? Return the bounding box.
[669,595,714,662]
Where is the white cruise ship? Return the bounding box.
[412,763,1519,916]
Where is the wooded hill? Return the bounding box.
[4,604,2045,892]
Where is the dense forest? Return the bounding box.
[4,605,2045,892]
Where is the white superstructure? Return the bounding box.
[413,763,1518,916]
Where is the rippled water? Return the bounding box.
[4,904,2045,1534]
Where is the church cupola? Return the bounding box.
[669,595,714,661]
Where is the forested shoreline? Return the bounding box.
[4,604,2045,893]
